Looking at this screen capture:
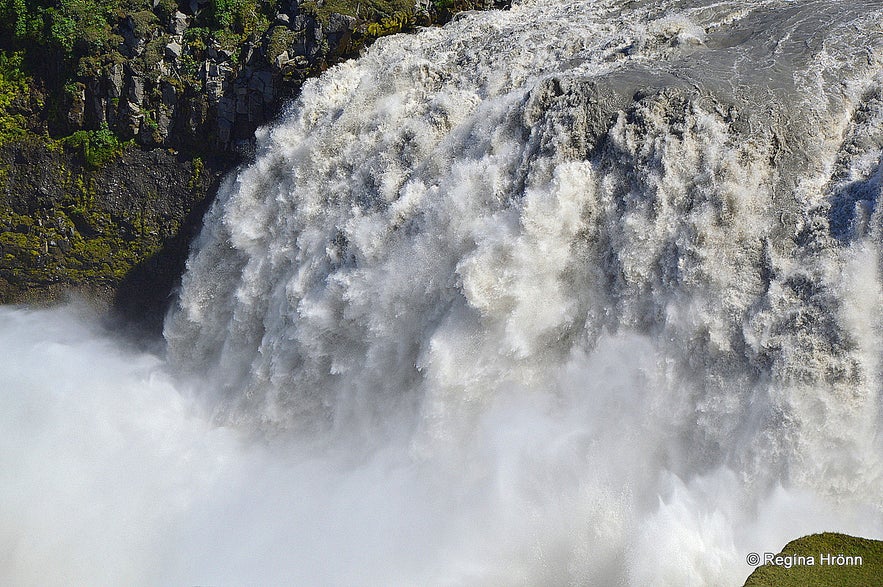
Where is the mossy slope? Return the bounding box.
[0,136,222,327]
[743,532,883,587]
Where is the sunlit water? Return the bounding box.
[3,0,883,584]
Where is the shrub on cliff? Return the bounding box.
[0,0,120,62]
[0,51,32,144]
[63,124,128,167]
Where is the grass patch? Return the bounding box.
[0,50,34,145]
[303,0,413,22]
[62,125,129,167]
[743,532,883,587]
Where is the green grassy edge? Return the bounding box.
[743,532,883,587]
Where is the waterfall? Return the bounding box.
[3,0,883,584]
[168,0,883,504]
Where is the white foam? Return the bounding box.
[5,0,883,584]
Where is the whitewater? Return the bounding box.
[3,0,883,584]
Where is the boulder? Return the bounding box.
[274,50,291,69]
[171,11,189,35]
[165,40,183,61]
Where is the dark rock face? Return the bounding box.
[31,0,508,155]
[0,138,229,333]
[80,7,362,155]
[0,2,364,330]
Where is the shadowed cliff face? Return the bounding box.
[0,140,228,333]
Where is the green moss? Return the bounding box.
[129,9,160,38]
[213,27,249,55]
[0,50,32,146]
[265,26,298,61]
[152,0,177,22]
[5,220,147,283]
[141,36,167,70]
[63,124,129,167]
[364,9,414,38]
[0,162,167,287]
[302,0,411,24]
[188,156,204,191]
[743,533,883,587]
[206,0,275,35]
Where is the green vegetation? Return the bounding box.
[364,9,415,38]
[63,125,129,167]
[298,0,462,40]
[0,174,164,287]
[302,0,410,24]
[743,532,883,587]
[0,0,273,137]
[0,0,121,62]
[188,155,204,190]
[0,51,35,145]
[0,0,492,143]
[420,0,490,24]
[206,0,275,37]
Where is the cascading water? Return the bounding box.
[2,0,883,584]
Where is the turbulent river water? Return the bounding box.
[3,0,883,584]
